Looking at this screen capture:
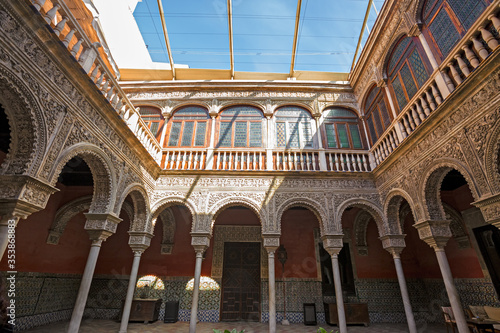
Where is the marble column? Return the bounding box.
[380,235,417,333]
[263,236,279,333]
[119,232,152,333]
[414,220,469,333]
[67,213,121,333]
[322,234,347,333]
[0,215,19,261]
[473,194,500,231]
[189,234,210,333]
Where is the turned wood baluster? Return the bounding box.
[489,14,500,34]
[454,54,470,77]
[44,3,60,24]
[415,102,425,122]
[70,38,83,57]
[425,90,436,111]
[471,35,489,60]
[62,29,75,47]
[420,96,431,117]
[480,25,498,50]
[54,17,67,36]
[448,62,462,85]
[431,83,443,105]
[399,121,408,139]
[33,0,47,11]
[462,44,480,68]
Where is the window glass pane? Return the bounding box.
[337,124,350,148]
[326,124,337,148]
[400,63,418,101]
[349,124,362,149]
[449,0,487,31]
[429,8,461,57]
[409,49,429,88]
[220,106,262,120]
[366,116,378,144]
[302,121,313,148]
[424,0,443,19]
[168,122,181,146]
[388,37,411,75]
[218,122,232,147]
[365,87,379,110]
[379,100,392,127]
[373,111,384,137]
[194,122,207,146]
[139,106,161,115]
[173,106,209,120]
[288,122,300,148]
[181,122,194,146]
[324,108,356,119]
[234,122,248,147]
[249,122,262,147]
[149,122,159,136]
[392,76,408,111]
[276,122,286,147]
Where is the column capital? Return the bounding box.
[473,193,500,229]
[87,230,113,246]
[84,213,122,232]
[191,233,211,253]
[262,234,280,252]
[380,234,406,257]
[408,23,423,37]
[413,220,452,250]
[128,231,153,252]
[0,175,59,219]
[321,234,344,255]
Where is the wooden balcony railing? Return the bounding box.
[30,0,162,164]
[371,4,500,167]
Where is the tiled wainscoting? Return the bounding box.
[13,272,500,331]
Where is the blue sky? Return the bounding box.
[133,0,385,73]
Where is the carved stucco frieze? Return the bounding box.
[46,195,92,245]
[413,219,452,249]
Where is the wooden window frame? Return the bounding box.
[387,37,433,113]
[137,106,165,142]
[321,108,365,150]
[363,87,393,146]
[422,0,490,63]
[215,106,264,148]
[165,107,210,148]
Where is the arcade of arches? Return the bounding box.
[1,0,500,333]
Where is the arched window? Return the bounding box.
[322,108,364,149]
[137,105,164,141]
[422,0,490,60]
[363,86,392,145]
[275,106,313,149]
[387,36,432,112]
[166,106,210,148]
[216,106,263,148]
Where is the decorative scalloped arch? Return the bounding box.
[149,196,197,234]
[208,196,265,233]
[116,183,150,232]
[46,195,92,245]
[336,197,388,236]
[353,210,372,255]
[275,196,326,236]
[443,203,470,248]
[384,188,420,233]
[0,64,46,176]
[50,143,117,214]
[420,158,480,221]
[484,117,500,193]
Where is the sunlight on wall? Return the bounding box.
[185,276,220,291]
[136,275,165,290]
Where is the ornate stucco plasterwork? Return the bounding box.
[46,195,92,245]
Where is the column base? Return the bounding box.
[281,319,290,325]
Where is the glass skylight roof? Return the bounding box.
[133,0,385,75]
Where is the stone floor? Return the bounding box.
[21,319,447,332]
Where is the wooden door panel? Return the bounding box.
[221,242,260,321]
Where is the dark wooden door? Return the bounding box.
[220,242,261,321]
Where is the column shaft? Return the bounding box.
[67,243,102,333]
[435,249,469,333]
[119,252,142,333]
[268,251,277,333]
[393,256,417,333]
[189,252,204,333]
[331,254,347,333]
